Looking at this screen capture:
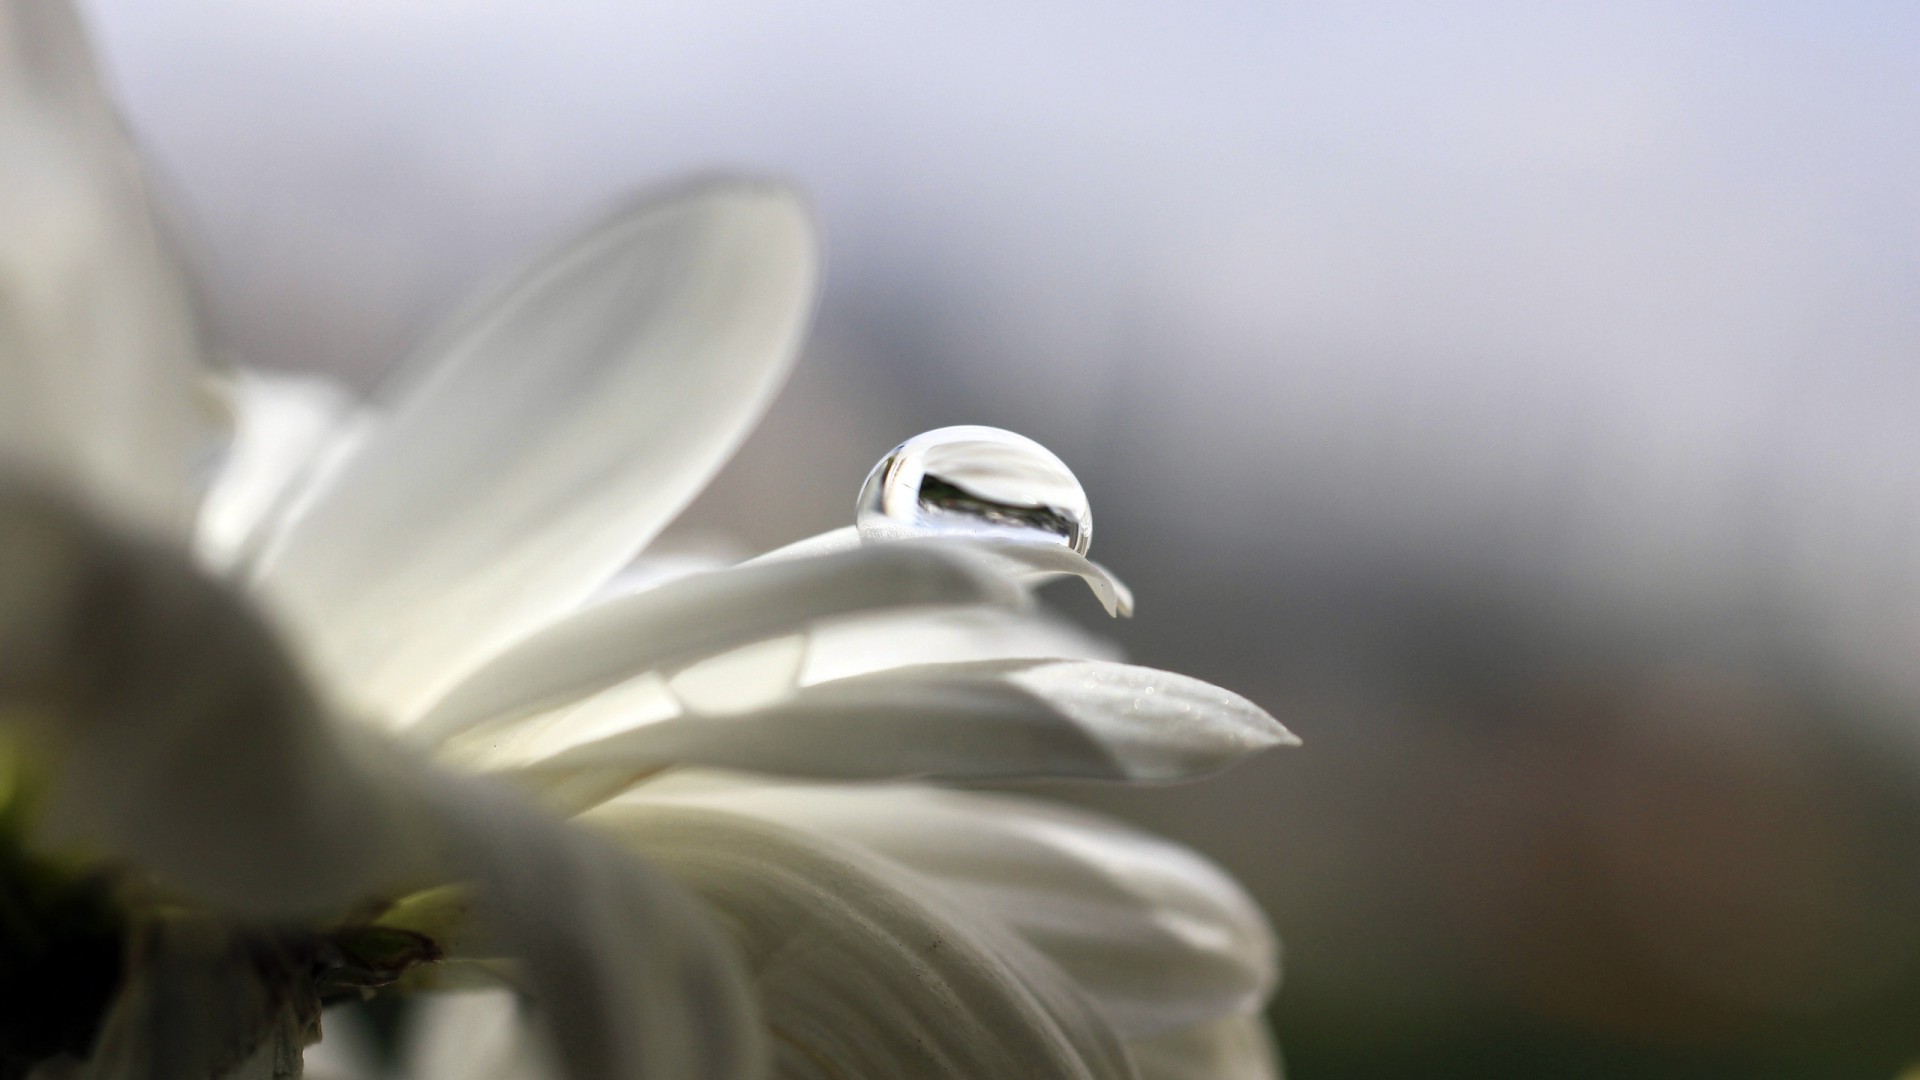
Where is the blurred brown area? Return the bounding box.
[81,1,1920,1076]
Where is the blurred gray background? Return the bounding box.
[80,2,1920,1076]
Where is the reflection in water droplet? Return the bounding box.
[856,426,1092,555]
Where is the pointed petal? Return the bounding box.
[643,780,1277,1037]
[984,540,1136,618]
[0,487,431,917]
[1127,1015,1281,1080]
[587,802,1135,1080]
[529,659,1293,783]
[0,0,222,537]
[250,181,818,720]
[409,542,1023,745]
[420,775,766,1080]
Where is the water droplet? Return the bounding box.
[856,426,1092,555]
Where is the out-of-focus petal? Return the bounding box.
[0,0,222,538]
[397,991,558,1080]
[303,1006,384,1080]
[408,543,1023,745]
[640,780,1276,1038]
[194,371,363,573]
[250,181,818,721]
[586,802,1135,1080]
[1126,1015,1280,1080]
[420,775,766,1080]
[77,918,317,1080]
[527,659,1293,783]
[0,486,431,917]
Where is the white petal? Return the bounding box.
[0,0,221,537]
[0,487,432,917]
[986,540,1137,618]
[194,370,363,573]
[408,542,1023,745]
[641,780,1276,1038]
[800,605,1121,686]
[753,527,1135,616]
[420,774,766,1080]
[586,802,1135,1080]
[249,181,818,721]
[668,633,809,715]
[528,659,1293,783]
[1127,1015,1281,1080]
[745,524,862,564]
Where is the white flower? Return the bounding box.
[0,4,1295,1079]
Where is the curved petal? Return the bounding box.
[194,370,364,573]
[752,527,1133,616]
[0,486,431,917]
[1127,1015,1280,1080]
[527,659,1293,783]
[640,780,1276,1038]
[250,180,818,721]
[989,541,1136,618]
[419,774,766,1080]
[585,801,1135,1080]
[409,542,1025,746]
[0,0,222,537]
[801,606,1121,685]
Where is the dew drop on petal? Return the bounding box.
[855,426,1092,555]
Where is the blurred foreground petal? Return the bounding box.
[0,0,221,537]
[0,486,428,917]
[1127,1015,1280,1080]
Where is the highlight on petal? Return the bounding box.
[408,542,1025,746]
[586,801,1135,1080]
[0,486,433,917]
[525,659,1294,784]
[248,179,819,721]
[420,774,766,1080]
[194,370,364,572]
[0,0,223,538]
[638,779,1276,1038]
